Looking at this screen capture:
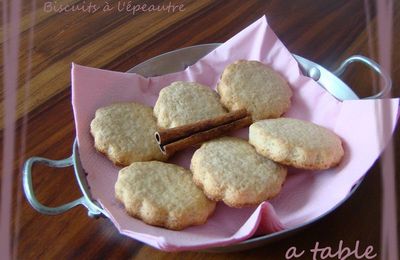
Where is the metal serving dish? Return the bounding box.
[23,43,391,252]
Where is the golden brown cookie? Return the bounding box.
[249,118,344,169]
[154,81,227,128]
[190,137,287,208]
[90,102,166,166]
[217,60,292,121]
[115,161,216,230]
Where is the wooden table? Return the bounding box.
[2,0,399,259]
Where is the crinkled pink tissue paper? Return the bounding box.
[71,16,399,251]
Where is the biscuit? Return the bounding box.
[115,161,216,230]
[90,102,166,166]
[249,118,344,170]
[154,81,227,128]
[217,60,292,121]
[190,137,287,208]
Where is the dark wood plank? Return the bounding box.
[0,0,217,129]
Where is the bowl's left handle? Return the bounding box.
[23,156,88,215]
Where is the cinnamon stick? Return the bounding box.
[155,109,252,156]
[155,109,248,145]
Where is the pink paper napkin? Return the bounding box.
[72,16,399,251]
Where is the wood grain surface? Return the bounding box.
[2,0,399,259]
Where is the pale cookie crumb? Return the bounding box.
[154,81,227,128]
[115,161,216,230]
[90,102,167,166]
[191,137,287,208]
[249,118,344,170]
[217,60,292,121]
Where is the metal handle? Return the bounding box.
[333,55,392,99]
[23,155,103,217]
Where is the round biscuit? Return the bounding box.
[217,60,292,121]
[154,81,227,128]
[90,102,166,166]
[115,161,216,230]
[190,137,287,208]
[249,118,344,169]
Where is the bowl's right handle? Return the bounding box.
[333,55,392,99]
[22,156,100,217]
